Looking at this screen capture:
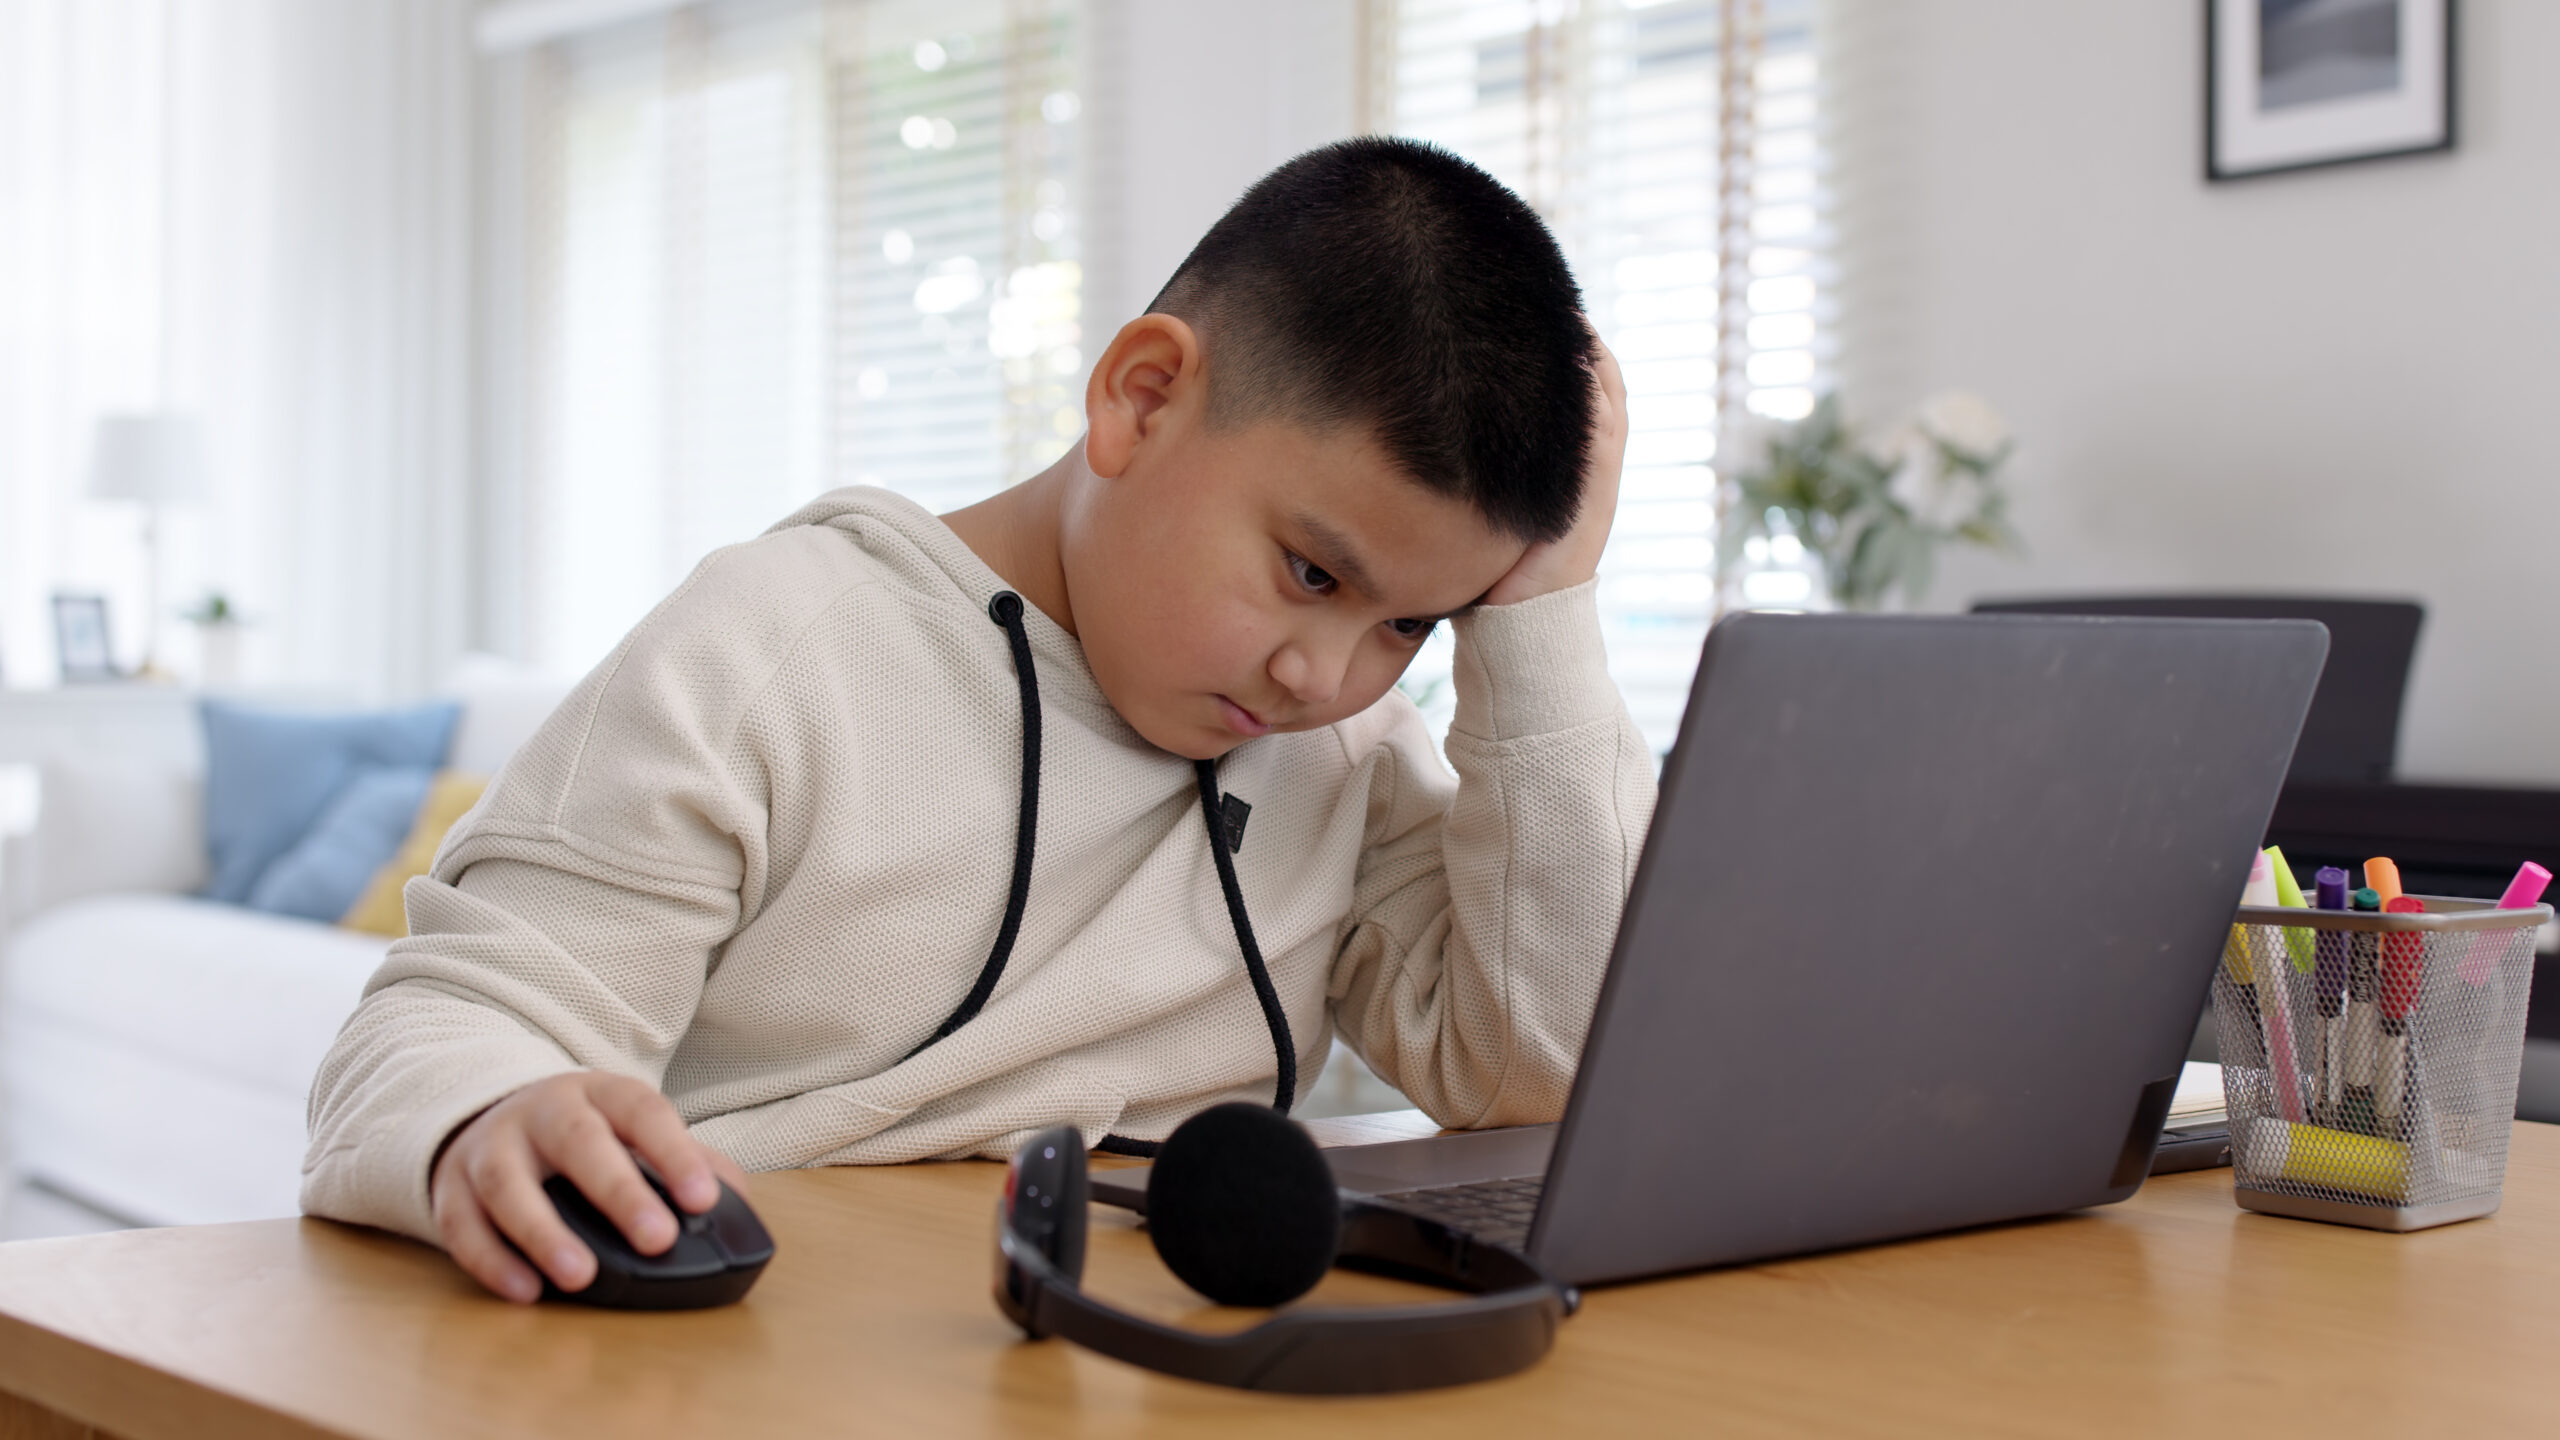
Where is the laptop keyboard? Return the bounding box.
[1372,1175,1544,1249]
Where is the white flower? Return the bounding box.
[1885,434,1988,531]
[1912,390,2009,461]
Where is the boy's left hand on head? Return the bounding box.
[1484,334,1627,608]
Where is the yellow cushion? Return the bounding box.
[339,771,490,937]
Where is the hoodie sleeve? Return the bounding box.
[1324,578,1657,1129]
[300,538,825,1245]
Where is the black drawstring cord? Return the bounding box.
[911,588,1294,1155]
[907,592,1043,1059]
[1096,769,1295,1162]
[1196,758,1295,1115]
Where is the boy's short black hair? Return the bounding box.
[1148,137,1595,544]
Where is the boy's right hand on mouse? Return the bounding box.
[430,1071,749,1303]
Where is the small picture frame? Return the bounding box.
[2207,0,2456,182]
[51,593,120,683]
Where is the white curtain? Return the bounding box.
[0,0,476,701]
[484,0,1084,677]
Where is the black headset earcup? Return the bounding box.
[1147,1103,1342,1308]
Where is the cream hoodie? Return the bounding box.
[302,488,1656,1242]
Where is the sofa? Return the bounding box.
[0,661,571,1226]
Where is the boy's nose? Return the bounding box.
[1268,636,1349,708]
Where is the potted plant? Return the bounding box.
[1719,391,2018,611]
[182,591,246,688]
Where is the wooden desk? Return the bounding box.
[5,1114,2559,1439]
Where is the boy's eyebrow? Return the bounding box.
[1289,512,1381,599]
[1291,510,1480,623]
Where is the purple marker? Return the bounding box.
[2312,866,2351,1124]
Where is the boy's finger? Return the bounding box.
[472,1143,600,1294]
[705,1148,752,1195]
[590,1079,721,1215]
[436,1182,544,1304]
[533,1101,678,1257]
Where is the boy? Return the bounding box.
[304,137,1654,1303]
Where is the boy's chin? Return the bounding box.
[1146,723,1243,764]
[1115,698,1246,762]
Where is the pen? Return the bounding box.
[2462,861,2552,985]
[2264,845,2316,974]
[2344,887,2382,1137]
[2379,894,2426,1140]
[2313,866,2350,1126]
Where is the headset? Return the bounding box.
[992,1102,1576,1394]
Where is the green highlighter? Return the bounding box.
[2263,845,2317,974]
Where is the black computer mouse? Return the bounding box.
[527,1163,775,1310]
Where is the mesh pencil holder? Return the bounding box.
[2213,894,2553,1231]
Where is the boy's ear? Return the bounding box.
[1084,314,1204,480]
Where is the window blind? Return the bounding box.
[1365,0,1826,753]
[515,0,1078,674]
[836,0,1081,516]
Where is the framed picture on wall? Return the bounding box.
[51,593,120,683]
[2207,0,2456,181]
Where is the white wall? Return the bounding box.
[1,0,479,702]
[1081,0,1359,338]
[1826,0,2560,785]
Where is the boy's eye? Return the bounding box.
[1285,552,1337,595]
[1387,617,1436,642]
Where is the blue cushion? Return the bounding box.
[199,700,461,905]
[244,765,437,922]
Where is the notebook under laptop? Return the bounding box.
[1095,612,2325,1288]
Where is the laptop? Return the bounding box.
[1095,612,2326,1288]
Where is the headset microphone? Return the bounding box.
[993,1103,1574,1394]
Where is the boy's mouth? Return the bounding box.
[1215,695,1273,738]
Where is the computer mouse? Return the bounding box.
[526,1163,775,1310]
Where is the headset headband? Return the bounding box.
[994,1127,1572,1394]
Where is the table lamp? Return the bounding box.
[87,413,207,681]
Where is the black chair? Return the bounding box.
[1970,595,2424,785]
[1973,597,2560,1101]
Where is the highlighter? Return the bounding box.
[2364,856,2403,907]
[2243,1117,2411,1203]
[2263,846,2316,974]
[2237,852,2305,1123]
[2221,852,2266,986]
[2220,853,2269,1069]
[2379,894,2427,1139]
[2495,860,2554,912]
[2461,861,2551,985]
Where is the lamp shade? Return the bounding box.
[87,413,208,504]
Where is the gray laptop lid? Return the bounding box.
[1531,612,2325,1286]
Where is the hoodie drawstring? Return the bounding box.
[909,591,1296,1154]
[1193,757,1297,1115]
[904,592,1043,1058]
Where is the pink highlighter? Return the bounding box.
[2238,851,2306,1123]
[2462,861,2554,985]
